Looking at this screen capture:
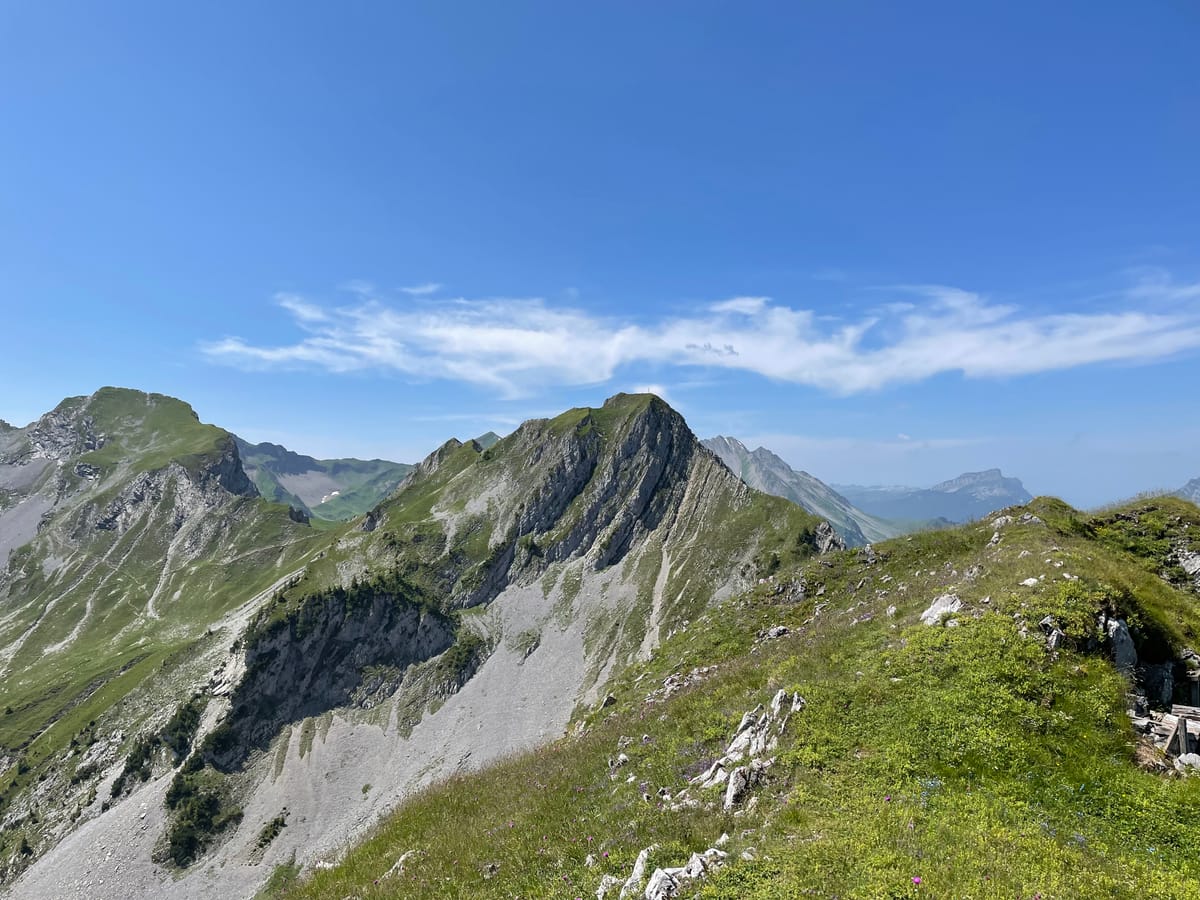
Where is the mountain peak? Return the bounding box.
[837,468,1032,524]
[1178,477,1200,504]
[702,435,751,458]
[702,435,898,546]
[931,469,1029,498]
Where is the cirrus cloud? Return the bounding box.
[201,273,1200,398]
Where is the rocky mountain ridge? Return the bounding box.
[702,435,901,545]
[1178,477,1200,505]
[1,389,830,899]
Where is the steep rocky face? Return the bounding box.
[80,437,256,536]
[470,395,703,587]
[208,587,457,770]
[702,436,901,545]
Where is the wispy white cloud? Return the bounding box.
[400,282,443,296]
[1124,267,1200,304]
[275,292,329,324]
[202,274,1200,397]
[709,296,769,315]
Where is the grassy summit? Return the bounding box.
[0,389,325,857]
[74,387,231,475]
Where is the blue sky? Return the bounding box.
[2,1,1198,506]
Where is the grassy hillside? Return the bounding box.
[274,495,1200,899]
[0,390,328,871]
[71,387,230,476]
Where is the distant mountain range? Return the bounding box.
[235,432,503,521]
[833,468,1033,524]
[233,438,413,521]
[702,436,899,545]
[1178,478,1200,505]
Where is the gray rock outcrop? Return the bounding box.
[814,520,845,554]
[1103,616,1138,672]
[919,593,962,626]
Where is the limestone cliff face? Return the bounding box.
[24,403,105,462]
[454,398,703,605]
[79,436,257,537]
[401,395,763,610]
[208,590,456,769]
[532,395,699,571]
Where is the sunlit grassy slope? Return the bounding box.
[274,496,1200,900]
[0,389,327,838]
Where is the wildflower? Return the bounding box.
[912,876,922,885]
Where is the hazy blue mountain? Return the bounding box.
[833,468,1032,524]
[1177,478,1200,505]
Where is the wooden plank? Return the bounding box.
[1168,715,1191,757]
